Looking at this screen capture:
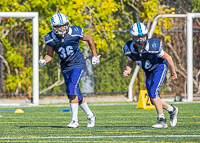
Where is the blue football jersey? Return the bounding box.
[44,26,86,73]
[122,38,166,72]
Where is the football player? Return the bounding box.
[122,22,178,128]
[39,13,100,128]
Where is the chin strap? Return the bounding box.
[62,31,65,37]
[61,29,69,37]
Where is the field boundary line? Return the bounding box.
[1,135,200,140]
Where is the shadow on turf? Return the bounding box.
[19,125,150,129]
[20,126,68,128]
[95,126,151,129]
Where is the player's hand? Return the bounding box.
[39,59,46,67]
[123,70,130,77]
[92,55,101,65]
[171,72,177,80]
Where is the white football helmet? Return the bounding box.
[50,13,69,37]
[130,22,148,48]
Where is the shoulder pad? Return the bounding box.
[68,26,84,37]
[43,31,56,47]
[148,38,161,51]
[122,40,133,54]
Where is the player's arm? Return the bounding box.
[123,59,133,77]
[161,51,177,80]
[39,46,54,66]
[44,46,54,63]
[81,34,97,57]
[81,33,100,65]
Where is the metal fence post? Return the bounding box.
[0,44,4,98]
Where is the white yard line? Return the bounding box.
[0,135,200,140]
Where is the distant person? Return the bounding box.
[122,22,178,128]
[39,13,100,128]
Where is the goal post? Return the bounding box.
[127,13,200,102]
[0,12,39,106]
[186,13,200,102]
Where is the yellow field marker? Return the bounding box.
[14,109,24,113]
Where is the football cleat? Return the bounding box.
[67,120,79,128]
[169,105,179,127]
[152,118,168,128]
[87,113,96,127]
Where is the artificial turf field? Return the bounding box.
[0,102,200,142]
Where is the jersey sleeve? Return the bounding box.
[156,41,165,57]
[43,32,55,47]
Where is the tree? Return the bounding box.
[1,0,192,96]
[0,0,121,94]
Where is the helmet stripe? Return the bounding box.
[57,13,63,24]
[136,22,142,35]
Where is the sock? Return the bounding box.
[70,103,78,121]
[166,105,174,112]
[79,101,93,117]
[158,113,165,119]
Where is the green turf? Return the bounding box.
[0,102,200,142]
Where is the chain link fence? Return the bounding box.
[0,17,200,100]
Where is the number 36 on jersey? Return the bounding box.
[58,46,74,58]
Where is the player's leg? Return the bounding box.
[77,84,96,127]
[146,73,165,116]
[67,95,79,128]
[146,63,168,128]
[146,74,167,128]
[161,99,178,127]
[156,60,179,127]
[63,68,85,128]
[63,70,79,128]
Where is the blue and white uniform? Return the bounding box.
[122,38,168,99]
[44,26,86,101]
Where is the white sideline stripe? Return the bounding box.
[1,101,200,108]
[0,135,200,140]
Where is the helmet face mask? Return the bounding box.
[50,13,69,37]
[132,35,147,48]
[130,22,148,49]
